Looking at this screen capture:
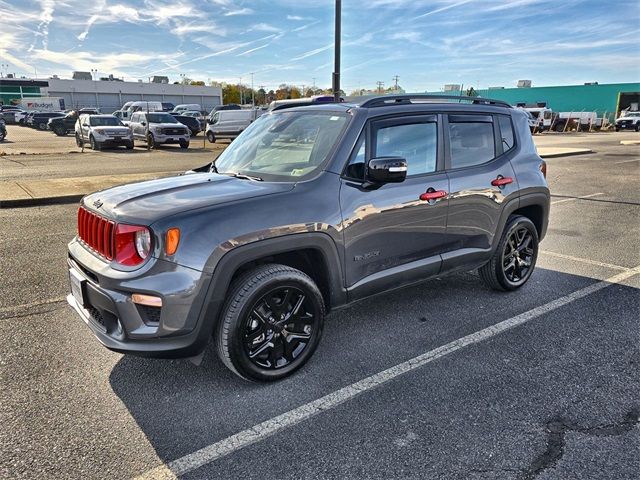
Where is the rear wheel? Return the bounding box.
[216,264,325,382]
[53,126,66,136]
[38,122,48,130]
[206,131,215,143]
[479,215,539,291]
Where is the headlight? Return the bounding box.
[114,224,152,266]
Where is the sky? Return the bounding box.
[1,0,639,93]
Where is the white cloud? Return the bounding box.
[248,23,282,33]
[388,31,421,42]
[291,43,333,61]
[225,7,253,16]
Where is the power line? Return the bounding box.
[392,75,399,92]
[376,81,384,94]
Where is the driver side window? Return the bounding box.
[345,135,366,180]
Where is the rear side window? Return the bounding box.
[497,115,515,151]
[448,116,495,168]
[375,123,437,176]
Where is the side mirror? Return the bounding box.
[140,121,146,126]
[366,157,407,184]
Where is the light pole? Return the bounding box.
[0,64,8,78]
[332,0,341,102]
[239,76,243,105]
[250,73,255,107]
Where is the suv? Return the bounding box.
[67,95,549,382]
[128,111,190,148]
[30,112,65,130]
[75,114,134,150]
[49,109,99,136]
[615,111,640,131]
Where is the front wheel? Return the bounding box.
[90,135,101,151]
[479,215,539,291]
[146,133,157,149]
[38,122,48,131]
[216,264,325,382]
[0,130,5,142]
[53,126,66,136]
[75,134,83,147]
[179,139,189,149]
[206,131,215,143]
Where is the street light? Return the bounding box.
[332,0,341,102]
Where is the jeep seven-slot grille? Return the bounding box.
[77,206,115,260]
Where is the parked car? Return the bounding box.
[128,111,190,148]
[205,109,261,143]
[24,111,38,126]
[66,94,549,382]
[31,112,65,130]
[75,114,134,150]
[615,111,640,131]
[0,108,26,125]
[0,105,21,113]
[207,104,241,122]
[0,114,6,142]
[172,103,202,115]
[14,110,29,125]
[161,102,175,112]
[127,101,163,113]
[48,109,99,136]
[181,110,206,129]
[172,114,201,136]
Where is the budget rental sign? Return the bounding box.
[20,97,65,112]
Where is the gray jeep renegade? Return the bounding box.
[67,94,550,381]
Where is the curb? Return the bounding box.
[538,149,593,159]
[0,194,84,208]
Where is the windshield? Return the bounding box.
[147,113,179,124]
[213,111,349,181]
[90,117,122,126]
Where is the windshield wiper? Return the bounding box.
[221,171,263,181]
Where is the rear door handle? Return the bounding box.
[419,189,448,201]
[491,176,513,187]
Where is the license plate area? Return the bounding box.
[69,268,86,307]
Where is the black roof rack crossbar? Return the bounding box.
[359,94,512,109]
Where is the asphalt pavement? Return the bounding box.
[1,132,638,479]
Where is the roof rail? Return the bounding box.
[359,94,512,109]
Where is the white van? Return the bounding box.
[205,109,261,143]
[127,101,163,113]
[172,104,202,114]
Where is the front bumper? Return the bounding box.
[67,239,215,358]
[151,131,190,144]
[616,122,637,129]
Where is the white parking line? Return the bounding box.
[614,158,639,165]
[551,192,604,205]
[133,265,640,480]
[540,250,631,271]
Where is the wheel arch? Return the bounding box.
[198,233,347,338]
[493,191,550,252]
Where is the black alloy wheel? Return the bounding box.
[479,215,538,291]
[502,227,535,285]
[243,286,316,370]
[216,264,325,382]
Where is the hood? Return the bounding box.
[94,126,130,133]
[82,173,294,224]
[617,115,639,121]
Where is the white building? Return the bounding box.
[41,78,223,112]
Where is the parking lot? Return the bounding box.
[1,132,638,479]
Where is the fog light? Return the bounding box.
[131,293,162,307]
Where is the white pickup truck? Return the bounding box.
[615,111,640,132]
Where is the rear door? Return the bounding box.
[442,113,518,271]
[340,114,449,298]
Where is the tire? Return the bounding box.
[179,139,189,149]
[75,133,83,147]
[479,215,539,292]
[0,131,5,142]
[90,135,101,151]
[38,122,48,131]
[125,141,134,150]
[216,264,325,382]
[554,123,564,132]
[206,131,215,143]
[615,127,620,132]
[53,126,66,136]
[635,124,640,132]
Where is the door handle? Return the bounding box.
[419,189,447,201]
[491,176,513,187]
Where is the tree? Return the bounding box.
[180,76,192,85]
[465,87,478,97]
[222,84,242,104]
[290,87,302,99]
[189,80,205,86]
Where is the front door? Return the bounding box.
[340,114,450,300]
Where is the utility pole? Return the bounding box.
[239,76,243,105]
[376,81,384,94]
[392,75,399,93]
[332,0,341,102]
[312,77,316,92]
